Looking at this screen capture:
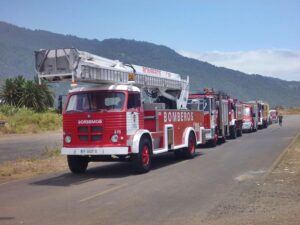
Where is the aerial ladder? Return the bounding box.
[36,48,189,109]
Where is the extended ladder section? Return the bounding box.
[35,48,188,91]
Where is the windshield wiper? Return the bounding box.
[66,110,83,113]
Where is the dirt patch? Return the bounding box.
[0,148,67,184]
[205,134,300,225]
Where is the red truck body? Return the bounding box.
[62,86,206,173]
[188,89,231,146]
[228,99,244,138]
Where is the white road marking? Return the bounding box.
[79,183,128,203]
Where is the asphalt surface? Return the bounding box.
[0,115,299,225]
[0,131,61,164]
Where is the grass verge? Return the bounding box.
[0,105,62,134]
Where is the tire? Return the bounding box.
[237,128,242,137]
[253,124,257,132]
[208,134,218,147]
[230,126,237,139]
[183,132,196,159]
[219,135,226,144]
[67,155,89,174]
[132,137,152,173]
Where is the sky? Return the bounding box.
[0,0,299,81]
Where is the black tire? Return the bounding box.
[219,135,226,144]
[67,155,89,174]
[207,133,218,148]
[230,126,237,139]
[132,137,152,173]
[183,132,196,159]
[237,128,242,137]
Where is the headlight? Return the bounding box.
[111,134,119,143]
[65,135,72,143]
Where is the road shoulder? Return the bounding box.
[205,133,300,225]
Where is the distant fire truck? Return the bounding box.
[228,98,243,139]
[242,103,258,132]
[188,88,231,146]
[248,100,269,129]
[35,48,205,173]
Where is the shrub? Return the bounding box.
[0,76,54,112]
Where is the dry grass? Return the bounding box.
[279,107,300,115]
[0,148,67,184]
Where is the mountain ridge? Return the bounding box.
[0,21,299,107]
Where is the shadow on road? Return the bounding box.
[0,217,14,221]
[30,152,203,187]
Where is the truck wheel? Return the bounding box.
[219,136,226,144]
[237,128,242,137]
[230,126,237,139]
[208,134,218,147]
[133,137,152,173]
[67,155,89,174]
[183,132,196,159]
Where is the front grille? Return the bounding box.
[78,126,88,133]
[92,135,102,141]
[77,125,103,142]
[79,135,89,141]
[91,126,103,132]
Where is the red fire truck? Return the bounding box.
[188,88,229,146]
[248,100,269,129]
[228,98,243,139]
[242,103,258,132]
[35,48,206,173]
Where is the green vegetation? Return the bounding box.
[0,75,59,134]
[0,76,53,112]
[0,105,61,134]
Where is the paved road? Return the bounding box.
[0,115,299,225]
[0,131,61,164]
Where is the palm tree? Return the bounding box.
[0,76,54,112]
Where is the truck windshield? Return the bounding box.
[243,107,251,116]
[66,91,125,112]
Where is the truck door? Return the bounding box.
[210,98,216,129]
[126,92,142,135]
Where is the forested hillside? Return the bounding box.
[0,21,299,107]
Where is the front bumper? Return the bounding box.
[61,147,129,155]
[242,122,252,130]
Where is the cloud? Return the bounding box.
[178,49,300,81]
